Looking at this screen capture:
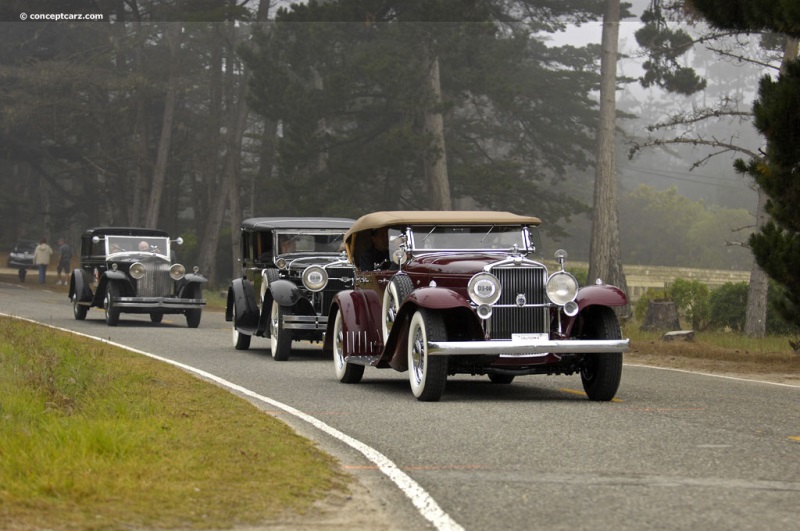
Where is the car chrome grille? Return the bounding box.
[322,266,355,316]
[491,266,549,339]
[137,261,173,297]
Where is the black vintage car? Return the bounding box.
[68,227,207,327]
[225,217,355,360]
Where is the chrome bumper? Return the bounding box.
[426,338,630,357]
[283,315,328,331]
[115,297,206,310]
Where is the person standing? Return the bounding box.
[33,238,54,284]
[56,238,72,286]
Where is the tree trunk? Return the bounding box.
[422,48,451,211]
[744,187,769,337]
[640,300,680,331]
[744,37,798,337]
[588,0,630,316]
[144,23,182,229]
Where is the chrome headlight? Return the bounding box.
[546,271,578,306]
[170,263,186,281]
[302,265,328,292]
[467,272,502,306]
[129,262,146,280]
[275,257,288,270]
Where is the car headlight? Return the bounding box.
[130,262,146,280]
[275,257,287,270]
[468,272,502,306]
[546,271,578,306]
[170,263,186,281]
[302,265,328,292]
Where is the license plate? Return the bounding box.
[511,333,549,342]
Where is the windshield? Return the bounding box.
[105,235,170,257]
[276,230,346,255]
[408,225,532,252]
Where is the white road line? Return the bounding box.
[624,362,800,388]
[2,313,464,531]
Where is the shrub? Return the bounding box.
[708,282,748,331]
[669,278,710,330]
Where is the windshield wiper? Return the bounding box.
[480,225,495,243]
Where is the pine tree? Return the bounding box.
[689,0,800,328]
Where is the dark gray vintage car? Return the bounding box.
[68,227,207,327]
[225,217,354,360]
[8,240,37,281]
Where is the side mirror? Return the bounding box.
[173,237,184,245]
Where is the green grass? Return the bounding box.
[0,317,349,530]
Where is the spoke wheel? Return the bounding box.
[270,300,293,361]
[381,275,414,344]
[104,283,120,326]
[332,308,364,383]
[407,309,448,401]
[580,308,624,401]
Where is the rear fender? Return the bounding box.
[322,290,382,358]
[69,269,93,303]
[225,278,260,332]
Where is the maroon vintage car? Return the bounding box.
[323,211,630,402]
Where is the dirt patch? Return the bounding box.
[626,337,800,386]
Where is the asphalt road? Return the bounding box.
[2,281,799,531]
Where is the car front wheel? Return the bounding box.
[104,283,120,326]
[270,300,292,361]
[407,309,448,401]
[580,307,623,401]
[332,308,364,383]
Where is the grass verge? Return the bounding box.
[0,316,349,530]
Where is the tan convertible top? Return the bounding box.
[345,211,542,265]
[346,210,541,239]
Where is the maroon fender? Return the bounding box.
[385,286,483,371]
[576,284,628,309]
[404,286,472,310]
[323,290,383,357]
[561,284,628,336]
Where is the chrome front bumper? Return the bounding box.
[426,338,630,357]
[115,297,206,310]
[283,315,328,331]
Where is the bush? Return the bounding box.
[708,282,748,331]
[669,278,710,330]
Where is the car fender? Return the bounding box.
[268,279,302,307]
[322,290,382,358]
[385,287,481,371]
[93,271,133,304]
[225,278,260,332]
[575,284,628,309]
[183,273,208,284]
[69,269,93,303]
[562,284,629,336]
